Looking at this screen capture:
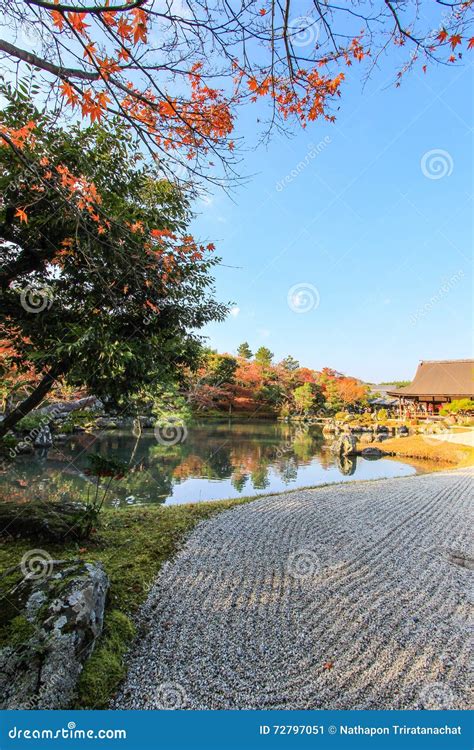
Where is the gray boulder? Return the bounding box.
[138,415,155,428]
[0,560,108,709]
[331,434,357,456]
[95,417,119,429]
[39,397,103,416]
[360,447,385,459]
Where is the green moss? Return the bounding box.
[77,610,135,709]
[0,495,255,708]
[0,435,18,451]
[0,500,91,542]
[0,615,35,648]
[16,413,47,432]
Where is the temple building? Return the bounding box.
[388,359,474,415]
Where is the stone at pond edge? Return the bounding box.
[33,425,53,448]
[360,447,385,458]
[0,560,108,709]
[331,434,357,457]
[0,500,90,542]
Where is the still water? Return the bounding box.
[1,419,425,506]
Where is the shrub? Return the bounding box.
[59,410,101,434]
[16,413,47,433]
[440,399,474,416]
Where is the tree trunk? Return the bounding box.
[0,361,68,438]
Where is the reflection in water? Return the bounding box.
[0,419,424,506]
[336,454,357,476]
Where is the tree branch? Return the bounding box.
[0,360,69,437]
[24,0,148,13]
[0,39,99,80]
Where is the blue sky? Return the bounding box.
[190,53,473,383]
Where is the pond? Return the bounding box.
[1,419,428,507]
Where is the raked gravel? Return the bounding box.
[113,468,473,710]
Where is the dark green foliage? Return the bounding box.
[237,342,252,359]
[0,500,91,542]
[254,347,273,367]
[0,91,227,432]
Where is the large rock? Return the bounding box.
[360,447,385,459]
[0,501,90,542]
[39,397,103,416]
[331,434,357,457]
[95,417,121,429]
[0,560,108,709]
[137,415,155,428]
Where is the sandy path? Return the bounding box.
[114,468,473,710]
[428,430,474,447]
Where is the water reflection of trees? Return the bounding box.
[0,421,343,505]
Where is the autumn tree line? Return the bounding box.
[184,344,369,417]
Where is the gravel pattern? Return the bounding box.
[114,469,473,710]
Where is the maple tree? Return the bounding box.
[0,96,225,437]
[0,1,472,188]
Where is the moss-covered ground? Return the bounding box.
[0,497,253,708]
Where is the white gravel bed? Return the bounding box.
[113,468,473,710]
